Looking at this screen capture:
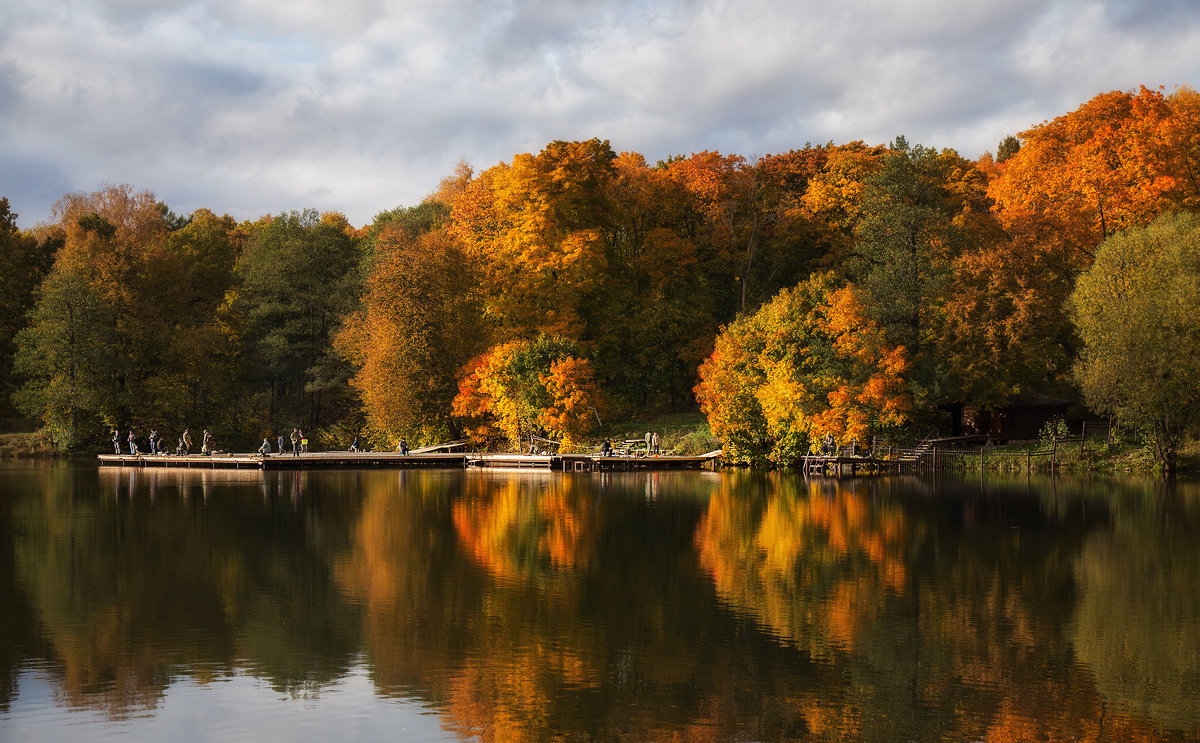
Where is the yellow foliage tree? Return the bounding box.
[696,275,910,464]
[450,140,614,337]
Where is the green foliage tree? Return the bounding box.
[235,210,364,439]
[13,266,119,449]
[852,138,990,410]
[0,199,57,428]
[147,209,243,429]
[47,185,180,431]
[996,135,1020,164]
[588,152,717,411]
[1070,211,1200,471]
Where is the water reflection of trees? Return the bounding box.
[0,462,49,713]
[338,470,779,742]
[1072,479,1200,731]
[10,464,362,715]
[5,464,1200,741]
[693,472,1196,742]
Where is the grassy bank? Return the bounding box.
[0,430,58,458]
[936,438,1200,476]
[590,412,720,456]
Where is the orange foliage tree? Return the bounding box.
[337,218,487,447]
[938,234,1076,406]
[988,86,1184,266]
[452,335,602,451]
[797,141,888,269]
[450,139,614,338]
[695,275,909,464]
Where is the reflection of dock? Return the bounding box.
[97,451,722,472]
[469,453,721,471]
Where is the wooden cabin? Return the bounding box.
[944,393,1071,443]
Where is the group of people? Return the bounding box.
[598,431,663,457]
[111,427,211,456]
[258,428,308,456]
[645,431,661,454]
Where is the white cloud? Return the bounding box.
[1,0,1198,227]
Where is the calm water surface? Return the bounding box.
[1,461,1198,742]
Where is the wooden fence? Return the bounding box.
[919,421,1114,473]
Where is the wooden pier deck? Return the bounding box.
[97,450,722,472]
[802,454,908,477]
[470,452,721,472]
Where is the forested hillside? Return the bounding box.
[3,85,1199,461]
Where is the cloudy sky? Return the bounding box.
[2,0,1199,228]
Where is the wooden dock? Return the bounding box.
[469,452,722,472]
[97,450,722,472]
[802,454,909,477]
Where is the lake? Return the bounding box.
[1,461,1198,742]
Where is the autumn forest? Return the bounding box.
[2,85,1200,464]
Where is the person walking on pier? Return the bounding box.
[182,429,192,455]
[290,428,300,456]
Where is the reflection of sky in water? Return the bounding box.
[3,664,453,743]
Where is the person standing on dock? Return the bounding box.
[182,429,192,455]
[128,429,138,455]
[201,429,213,454]
[399,438,409,455]
[149,429,158,455]
[299,430,308,453]
[277,434,285,455]
[112,429,121,454]
[290,428,300,456]
[651,431,660,455]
